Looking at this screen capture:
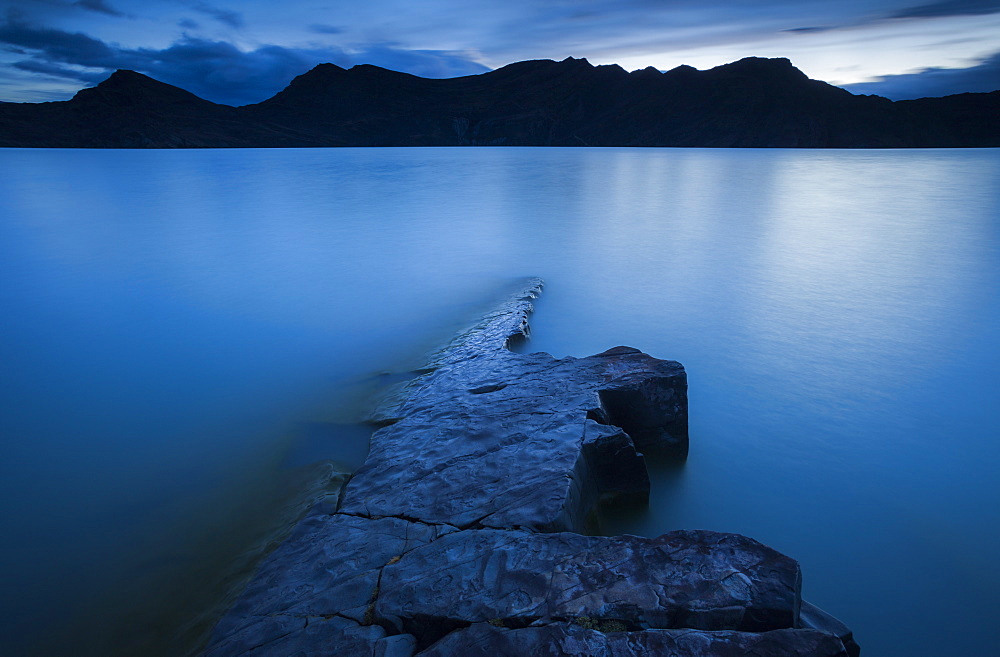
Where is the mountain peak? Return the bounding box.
[350,63,390,72]
[98,69,160,88]
[631,66,663,79]
[704,56,810,86]
[293,63,348,82]
[740,56,793,66]
[107,69,145,79]
[309,63,348,74]
[716,56,804,75]
[73,69,215,106]
[273,63,349,98]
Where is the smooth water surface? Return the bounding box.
[1,147,998,656]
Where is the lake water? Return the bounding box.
[1,147,997,656]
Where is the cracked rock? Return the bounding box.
[375,528,801,647]
[203,514,447,655]
[201,278,855,657]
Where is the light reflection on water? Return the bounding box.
[0,147,998,656]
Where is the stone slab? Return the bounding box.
[376,527,801,647]
[204,513,447,655]
[340,281,687,533]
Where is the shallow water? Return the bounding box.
[1,147,997,656]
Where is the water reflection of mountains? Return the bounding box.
[1,56,997,148]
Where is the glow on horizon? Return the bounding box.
[596,13,1000,87]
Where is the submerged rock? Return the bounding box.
[201,277,856,656]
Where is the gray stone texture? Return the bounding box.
[376,528,801,646]
[204,514,443,656]
[340,279,687,533]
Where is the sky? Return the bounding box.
[1,0,998,105]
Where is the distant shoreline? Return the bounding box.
[1,57,997,149]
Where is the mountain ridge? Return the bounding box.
[0,56,996,148]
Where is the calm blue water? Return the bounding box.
[1,147,998,656]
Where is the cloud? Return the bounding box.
[890,0,1000,19]
[74,0,124,17]
[181,1,243,29]
[11,58,107,84]
[782,26,835,33]
[352,43,491,79]
[0,17,490,105]
[0,20,119,68]
[843,50,1000,98]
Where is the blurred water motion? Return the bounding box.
[0,146,997,656]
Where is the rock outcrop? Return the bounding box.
[202,278,858,656]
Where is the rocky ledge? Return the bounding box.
[202,278,859,656]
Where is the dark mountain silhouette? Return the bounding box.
[0,57,996,148]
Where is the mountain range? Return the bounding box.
[0,56,997,148]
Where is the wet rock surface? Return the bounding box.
[202,278,856,656]
[376,528,801,646]
[340,278,686,533]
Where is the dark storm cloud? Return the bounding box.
[843,50,1000,98]
[74,0,124,17]
[891,0,1000,18]
[0,20,118,67]
[11,58,107,84]
[0,18,490,105]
